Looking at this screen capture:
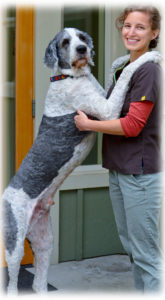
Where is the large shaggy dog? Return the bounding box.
[2,27,160,293]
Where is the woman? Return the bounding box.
[74,6,162,292]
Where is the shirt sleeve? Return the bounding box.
[120,101,154,138]
[129,62,161,104]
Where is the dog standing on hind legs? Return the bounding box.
[2,27,105,294]
[2,27,160,294]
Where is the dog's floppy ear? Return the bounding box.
[89,49,95,66]
[82,31,95,66]
[44,38,58,70]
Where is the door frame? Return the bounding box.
[15,7,34,265]
[15,7,34,169]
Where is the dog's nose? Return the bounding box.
[76,45,87,54]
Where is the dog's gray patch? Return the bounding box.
[3,201,18,254]
[9,113,89,199]
[59,61,71,69]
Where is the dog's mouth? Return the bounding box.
[72,58,89,69]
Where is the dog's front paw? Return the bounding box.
[7,285,18,295]
[32,282,48,294]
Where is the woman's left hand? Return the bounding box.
[74,110,91,131]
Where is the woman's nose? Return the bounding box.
[128,26,136,36]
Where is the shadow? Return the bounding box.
[3,265,57,294]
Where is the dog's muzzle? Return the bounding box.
[76,45,87,54]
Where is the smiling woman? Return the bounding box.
[74,5,162,292]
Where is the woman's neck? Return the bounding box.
[130,49,149,62]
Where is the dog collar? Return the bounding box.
[50,74,74,82]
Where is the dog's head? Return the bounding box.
[44,28,95,74]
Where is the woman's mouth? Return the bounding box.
[126,38,139,45]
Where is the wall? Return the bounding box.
[35,7,63,135]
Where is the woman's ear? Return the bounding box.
[151,29,159,40]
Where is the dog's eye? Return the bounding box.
[62,39,69,48]
[79,34,86,42]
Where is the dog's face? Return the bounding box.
[44,28,95,72]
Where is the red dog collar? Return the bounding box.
[50,74,73,82]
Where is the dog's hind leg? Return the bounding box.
[27,205,53,293]
[3,199,28,294]
[5,242,24,294]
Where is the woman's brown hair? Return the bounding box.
[115,5,161,49]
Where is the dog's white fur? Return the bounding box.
[2,27,161,294]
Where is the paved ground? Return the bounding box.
[27,254,135,294]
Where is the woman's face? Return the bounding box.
[122,11,159,58]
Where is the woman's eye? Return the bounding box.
[123,24,131,29]
[137,26,145,30]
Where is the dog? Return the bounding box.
[2,27,128,294]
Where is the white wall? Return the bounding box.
[35,7,63,135]
[104,7,127,90]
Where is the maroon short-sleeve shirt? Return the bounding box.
[102,61,162,174]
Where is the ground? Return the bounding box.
[27,254,135,293]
